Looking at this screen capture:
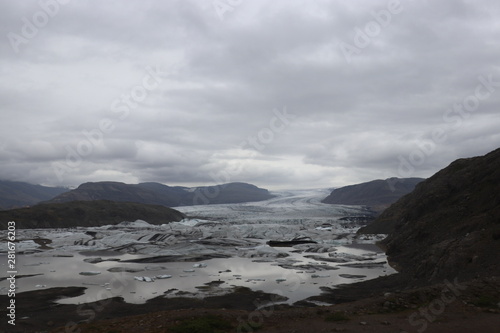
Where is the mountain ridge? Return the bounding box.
[46,181,276,207]
[0,180,68,210]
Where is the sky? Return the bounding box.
[1,0,499,190]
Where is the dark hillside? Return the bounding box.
[191,182,275,205]
[46,181,179,206]
[322,177,423,212]
[0,200,185,229]
[359,148,500,284]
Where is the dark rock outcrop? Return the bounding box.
[0,200,185,229]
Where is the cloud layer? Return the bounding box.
[1,0,499,189]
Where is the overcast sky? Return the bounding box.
[1,0,499,190]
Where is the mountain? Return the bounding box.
[359,148,500,283]
[0,200,185,229]
[321,177,424,212]
[190,182,276,205]
[46,181,275,207]
[0,180,68,210]
[138,182,193,205]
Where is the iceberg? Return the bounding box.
[134,276,155,282]
[193,263,207,268]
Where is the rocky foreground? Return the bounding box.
[1,276,498,332]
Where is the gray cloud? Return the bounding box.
[1,0,499,189]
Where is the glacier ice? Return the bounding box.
[134,276,155,283]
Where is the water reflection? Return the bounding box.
[0,244,395,305]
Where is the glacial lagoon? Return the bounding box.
[0,189,395,306]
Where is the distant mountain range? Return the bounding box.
[359,147,500,284]
[0,200,185,229]
[0,181,276,210]
[322,177,424,212]
[46,181,276,206]
[0,180,68,210]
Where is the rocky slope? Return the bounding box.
[359,148,500,284]
[47,181,275,207]
[322,177,423,212]
[0,200,185,229]
[0,180,68,210]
